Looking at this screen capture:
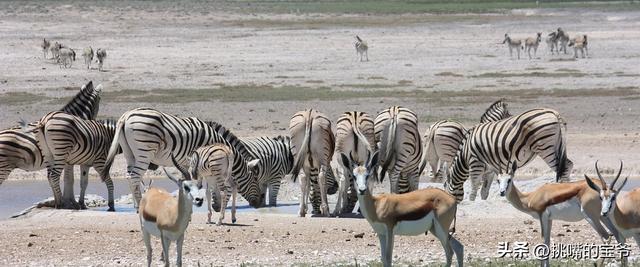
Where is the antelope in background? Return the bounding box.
[546,32,558,55]
[525,32,542,59]
[139,156,203,267]
[41,38,50,59]
[586,161,639,267]
[340,151,464,267]
[569,34,588,58]
[355,35,369,62]
[499,162,619,267]
[502,33,523,59]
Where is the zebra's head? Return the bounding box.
[340,151,379,195]
[585,161,627,217]
[502,33,510,44]
[498,162,518,197]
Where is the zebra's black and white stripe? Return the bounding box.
[241,135,294,207]
[355,35,369,62]
[289,109,339,217]
[0,81,101,194]
[444,108,573,202]
[32,111,118,210]
[334,111,376,215]
[104,108,262,209]
[422,99,511,183]
[374,106,422,194]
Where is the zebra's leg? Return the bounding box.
[299,170,310,217]
[480,171,496,200]
[46,168,64,209]
[528,46,532,60]
[310,182,321,215]
[268,181,280,207]
[467,163,485,201]
[508,46,513,58]
[125,159,152,209]
[345,176,358,214]
[217,183,228,226]
[94,163,115,211]
[333,166,349,216]
[231,184,237,224]
[206,182,213,224]
[365,50,369,61]
[62,165,80,209]
[585,46,589,57]
[317,165,330,216]
[0,167,12,186]
[79,165,90,209]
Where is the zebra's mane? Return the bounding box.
[480,99,510,122]
[206,121,253,160]
[59,81,102,120]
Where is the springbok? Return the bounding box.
[499,162,618,267]
[569,34,588,58]
[525,33,542,59]
[502,33,523,59]
[340,152,464,267]
[139,155,203,267]
[586,161,639,266]
[41,38,50,59]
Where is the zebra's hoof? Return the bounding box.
[107,207,115,212]
[232,218,237,224]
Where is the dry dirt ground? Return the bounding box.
[1,1,640,266]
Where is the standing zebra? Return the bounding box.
[556,28,570,54]
[289,109,338,217]
[29,111,118,211]
[355,35,369,62]
[334,111,376,215]
[241,135,294,207]
[0,81,101,208]
[103,108,262,209]
[41,38,51,59]
[444,108,573,202]
[421,99,511,184]
[374,106,422,194]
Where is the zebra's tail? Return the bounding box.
[290,113,312,183]
[21,115,54,168]
[418,124,437,177]
[104,114,126,176]
[555,115,569,182]
[379,112,397,183]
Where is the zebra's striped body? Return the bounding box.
[422,100,511,184]
[242,136,294,207]
[32,111,117,210]
[334,111,376,215]
[355,35,369,62]
[289,109,338,217]
[104,108,262,209]
[0,81,101,207]
[556,28,570,54]
[445,108,573,202]
[189,144,237,225]
[374,106,422,194]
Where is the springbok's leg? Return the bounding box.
[384,226,394,267]
[534,46,538,58]
[432,217,453,267]
[143,230,152,267]
[377,233,388,266]
[318,165,330,216]
[582,208,611,241]
[585,46,589,57]
[528,46,532,60]
[509,46,513,58]
[539,214,552,267]
[161,235,171,267]
[206,182,213,224]
[176,234,184,267]
[79,165,89,209]
[450,236,464,267]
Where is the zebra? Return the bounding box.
[289,109,339,217]
[355,35,369,62]
[41,38,51,59]
[241,135,294,207]
[556,28,570,54]
[444,108,573,202]
[58,48,76,68]
[374,106,422,194]
[421,99,511,184]
[103,108,262,209]
[96,48,107,71]
[28,111,119,211]
[189,143,238,225]
[334,111,376,215]
[546,32,559,55]
[0,81,101,209]
[82,46,94,69]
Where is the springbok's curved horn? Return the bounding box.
[163,168,180,185]
[594,161,607,190]
[611,160,623,189]
[170,154,191,180]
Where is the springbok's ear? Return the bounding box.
[368,151,379,170]
[616,177,629,192]
[248,159,260,170]
[585,174,601,193]
[340,153,351,170]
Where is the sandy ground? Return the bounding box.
[1,1,640,266]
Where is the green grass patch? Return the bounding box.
[436,71,464,77]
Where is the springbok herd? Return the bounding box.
[0,27,632,267]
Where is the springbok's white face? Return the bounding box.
[600,190,616,217]
[182,180,204,207]
[341,151,379,195]
[498,174,513,197]
[584,160,627,217]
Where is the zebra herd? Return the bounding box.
[503,28,588,59]
[3,81,640,266]
[41,38,107,70]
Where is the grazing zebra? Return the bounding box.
[96,48,107,71]
[241,135,294,207]
[29,111,118,211]
[103,108,262,209]
[556,28,570,54]
[374,106,422,194]
[189,144,240,225]
[569,34,588,58]
[83,46,94,69]
[289,109,338,217]
[334,111,376,215]
[421,99,511,184]
[524,33,542,60]
[355,35,369,62]
[502,33,523,59]
[444,108,573,202]
[0,81,102,208]
[41,38,50,59]
[546,32,558,55]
